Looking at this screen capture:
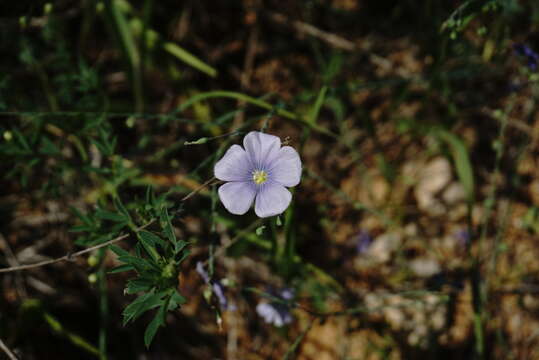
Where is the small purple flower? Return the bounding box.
[196,262,235,311]
[454,228,470,247]
[214,131,302,218]
[256,288,294,327]
[513,43,539,71]
[196,261,210,283]
[354,230,372,254]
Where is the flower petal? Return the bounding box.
[256,303,277,324]
[214,145,252,181]
[243,131,281,169]
[269,146,302,187]
[254,182,292,218]
[218,182,256,215]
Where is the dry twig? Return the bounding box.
[267,12,356,51]
[0,338,18,360]
[0,177,215,274]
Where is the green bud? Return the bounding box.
[96,2,105,13]
[87,255,98,267]
[19,17,27,29]
[3,131,13,141]
[44,3,53,15]
[125,117,135,128]
[162,261,176,279]
[88,273,97,284]
[203,286,212,303]
[184,137,208,145]
[255,225,265,235]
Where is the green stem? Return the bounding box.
[177,91,336,137]
[97,248,109,360]
[43,312,101,357]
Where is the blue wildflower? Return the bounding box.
[214,131,302,218]
[354,230,372,255]
[196,262,235,311]
[454,228,470,247]
[513,43,539,71]
[256,288,294,327]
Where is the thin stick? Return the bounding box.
[0,233,27,296]
[0,230,132,274]
[0,176,216,274]
[0,338,18,360]
[180,177,218,202]
[267,12,356,51]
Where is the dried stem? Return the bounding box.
[0,177,215,274]
[0,338,18,360]
[0,228,135,274]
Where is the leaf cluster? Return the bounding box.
[74,187,190,348]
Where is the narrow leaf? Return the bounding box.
[114,196,131,222]
[144,304,166,348]
[307,86,328,125]
[108,264,134,274]
[436,130,475,203]
[123,292,164,325]
[95,209,126,222]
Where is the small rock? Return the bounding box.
[409,258,441,277]
[415,157,452,215]
[443,182,466,205]
[367,232,402,263]
[417,157,452,194]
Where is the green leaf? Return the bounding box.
[69,225,94,233]
[168,290,187,310]
[108,264,134,274]
[255,225,266,235]
[125,277,153,294]
[118,254,156,272]
[160,207,176,244]
[83,165,112,174]
[138,230,166,248]
[184,137,208,145]
[70,206,93,226]
[81,233,115,246]
[104,0,143,111]
[436,130,475,203]
[137,231,162,262]
[113,197,131,222]
[175,249,190,265]
[110,245,130,257]
[12,129,31,153]
[145,185,154,205]
[123,292,165,325]
[307,86,328,125]
[39,137,61,155]
[144,303,166,348]
[95,209,126,222]
[174,240,188,255]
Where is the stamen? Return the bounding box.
[252,170,268,185]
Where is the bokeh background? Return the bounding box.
[2,0,539,359]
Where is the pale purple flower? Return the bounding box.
[354,230,372,255]
[256,288,294,327]
[214,131,302,218]
[455,228,470,248]
[196,262,235,311]
[513,43,539,71]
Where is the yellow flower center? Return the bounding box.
[252,170,268,185]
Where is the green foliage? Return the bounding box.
[72,187,190,347]
[435,130,475,203]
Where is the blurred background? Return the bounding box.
[2,0,539,359]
